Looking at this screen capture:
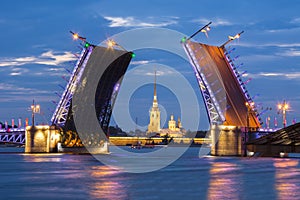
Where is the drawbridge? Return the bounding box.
[182,25,262,130]
[181,23,263,156]
[51,34,133,148]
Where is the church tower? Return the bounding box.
[147,71,161,133]
[168,115,176,131]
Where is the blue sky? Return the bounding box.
[1,0,300,131]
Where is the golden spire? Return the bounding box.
[154,70,157,97]
[153,70,158,107]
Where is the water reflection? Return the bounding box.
[22,154,63,162]
[274,159,300,200]
[88,165,127,200]
[207,161,241,200]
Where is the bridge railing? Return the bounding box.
[0,128,25,133]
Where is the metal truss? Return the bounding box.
[98,82,121,134]
[51,46,93,127]
[182,42,225,124]
[0,133,25,144]
[98,98,112,135]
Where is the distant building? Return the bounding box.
[147,71,161,134]
[161,115,186,138]
[168,114,182,131]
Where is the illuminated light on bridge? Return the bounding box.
[278,100,289,128]
[84,42,91,48]
[258,128,278,132]
[107,40,116,48]
[181,37,187,43]
[185,21,212,41]
[70,31,86,41]
[224,47,236,55]
[31,100,40,126]
[72,33,79,40]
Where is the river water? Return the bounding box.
[0,146,299,200]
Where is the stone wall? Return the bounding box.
[210,125,243,156]
[25,125,60,153]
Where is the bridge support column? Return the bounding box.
[210,125,243,156]
[25,125,61,153]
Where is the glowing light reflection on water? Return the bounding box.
[0,147,299,199]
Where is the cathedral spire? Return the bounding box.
[154,70,157,97]
[147,69,160,134]
[153,70,158,107]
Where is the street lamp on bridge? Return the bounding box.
[31,100,40,126]
[277,100,289,128]
[181,21,212,43]
[220,31,244,48]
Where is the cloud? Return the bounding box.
[290,17,300,24]
[241,54,279,63]
[130,60,153,65]
[104,16,177,27]
[8,67,30,76]
[277,49,300,57]
[0,83,54,102]
[0,83,51,94]
[266,43,300,48]
[192,18,232,26]
[10,72,22,76]
[265,26,300,33]
[249,72,300,79]
[237,41,300,48]
[0,50,77,67]
[132,68,177,77]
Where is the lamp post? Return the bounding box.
[31,100,40,126]
[278,100,289,128]
[181,21,212,43]
[186,21,212,41]
[245,101,254,157]
[70,31,95,48]
[220,31,244,48]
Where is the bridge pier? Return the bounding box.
[25,125,61,153]
[210,125,244,156]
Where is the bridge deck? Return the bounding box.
[186,41,261,128]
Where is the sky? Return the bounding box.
[1,0,300,131]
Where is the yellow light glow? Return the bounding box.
[278,101,289,111]
[73,33,79,40]
[107,40,115,48]
[245,102,254,107]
